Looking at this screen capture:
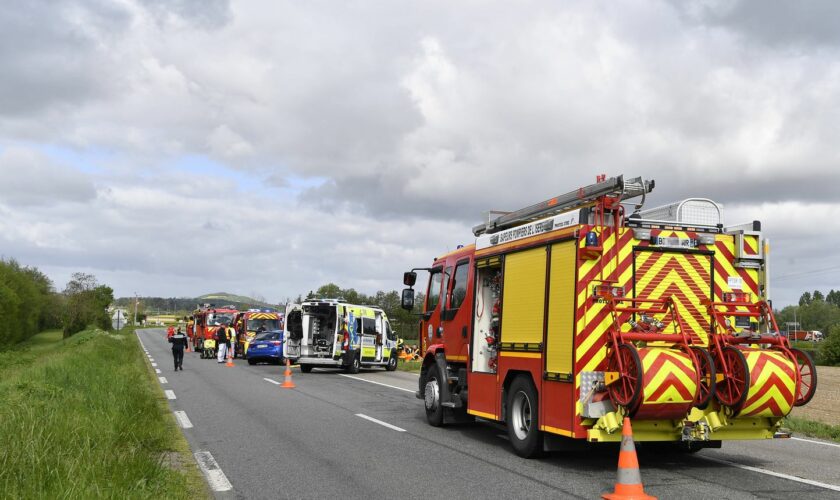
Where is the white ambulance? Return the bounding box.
[283,299,399,373]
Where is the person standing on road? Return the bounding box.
[169,327,188,371]
[227,324,237,359]
[216,326,228,363]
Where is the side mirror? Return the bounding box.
[401,288,415,311]
[403,271,417,287]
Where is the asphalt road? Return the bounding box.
[138,328,840,499]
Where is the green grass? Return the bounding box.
[783,416,840,443]
[398,358,423,373]
[0,327,209,499]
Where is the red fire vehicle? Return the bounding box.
[192,304,239,358]
[401,175,817,457]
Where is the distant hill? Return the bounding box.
[114,292,277,314]
[197,292,274,308]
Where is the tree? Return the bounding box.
[62,273,114,337]
[827,290,840,308]
[819,324,840,366]
[812,290,825,302]
[799,292,812,306]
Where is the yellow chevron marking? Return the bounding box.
[641,350,697,404]
[740,351,796,417]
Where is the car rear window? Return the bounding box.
[254,331,279,341]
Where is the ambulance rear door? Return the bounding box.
[283,304,303,359]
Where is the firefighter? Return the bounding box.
[215,326,228,363]
[169,327,188,371]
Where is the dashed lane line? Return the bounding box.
[159,377,168,384]
[194,451,233,492]
[355,413,406,432]
[151,363,158,367]
[165,390,176,400]
[155,369,161,374]
[701,456,840,492]
[339,374,415,393]
[263,378,281,385]
[174,411,193,429]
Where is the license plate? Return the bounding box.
[256,344,267,349]
[656,236,698,248]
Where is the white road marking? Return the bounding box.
[355,413,406,432]
[151,363,157,367]
[339,374,415,393]
[159,377,168,384]
[149,358,154,362]
[174,411,193,429]
[165,390,176,400]
[194,451,233,492]
[263,378,281,385]
[702,456,840,492]
[791,436,840,449]
[155,369,161,374]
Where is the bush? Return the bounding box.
[818,324,840,366]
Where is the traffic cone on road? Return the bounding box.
[602,417,656,500]
[225,347,235,367]
[281,358,296,389]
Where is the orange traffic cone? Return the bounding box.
[602,417,656,500]
[225,346,235,367]
[281,358,296,389]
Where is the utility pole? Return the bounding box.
[133,293,139,327]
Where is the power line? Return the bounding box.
[774,264,840,282]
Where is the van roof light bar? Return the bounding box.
[472,175,655,236]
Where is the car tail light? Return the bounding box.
[271,341,281,346]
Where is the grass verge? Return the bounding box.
[783,416,840,443]
[398,358,423,373]
[0,327,209,499]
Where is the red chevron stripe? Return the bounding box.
[743,373,795,406]
[715,242,759,291]
[646,372,695,402]
[642,350,696,379]
[742,398,784,417]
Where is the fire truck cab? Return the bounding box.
[283,299,399,373]
[192,305,238,358]
[402,175,817,457]
[233,309,283,357]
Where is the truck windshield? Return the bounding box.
[248,318,280,331]
[208,313,234,326]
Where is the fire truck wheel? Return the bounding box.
[424,363,445,427]
[345,354,361,374]
[300,364,313,373]
[506,376,543,458]
[789,348,817,406]
[385,353,398,371]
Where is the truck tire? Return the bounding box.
[385,353,398,371]
[300,364,313,373]
[423,362,445,427]
[506,376,544,458]
[345,354,361,374]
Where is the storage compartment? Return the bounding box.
[472,261,502,373]
[302,304,338,358]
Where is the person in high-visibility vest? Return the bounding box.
[227,324,236,359]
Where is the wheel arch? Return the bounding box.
[501,369,537,422]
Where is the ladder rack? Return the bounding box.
[472,175,655,236]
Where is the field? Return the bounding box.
[0,328,207,499]
[789,365,840,426]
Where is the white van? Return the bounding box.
[283,299,399,373]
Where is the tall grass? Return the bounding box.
[0,328,206,499]
[783,416,840,443]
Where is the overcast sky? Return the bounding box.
[1,0,838,307]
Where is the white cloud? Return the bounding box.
[1,0,838,306]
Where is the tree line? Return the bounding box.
[775,289,840,366]
[0,259,114,347]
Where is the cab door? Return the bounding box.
[440,258,472,362]
[283,304,302,359]
[420,266,445,354]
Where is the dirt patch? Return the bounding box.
[789,365,840,426]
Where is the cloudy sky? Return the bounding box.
[1,0,838,306]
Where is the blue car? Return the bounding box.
[246,330,285,365]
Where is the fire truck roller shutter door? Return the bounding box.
[546,242,576,377]
[501,247,547,347]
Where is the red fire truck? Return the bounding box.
[192,305,239,358]
[401,175,817,457]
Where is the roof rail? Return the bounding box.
[472,175,654,236]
